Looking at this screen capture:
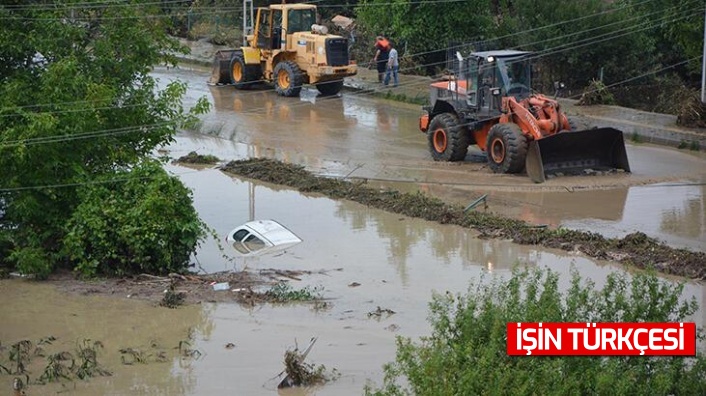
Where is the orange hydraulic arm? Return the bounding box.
[500,95,571,140]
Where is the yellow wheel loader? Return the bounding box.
[419,50,630,183]
[209,3,357,97]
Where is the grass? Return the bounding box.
[174,151,221,165]
[265,282,323,302]
[630,131,642,143]
[160,280,186,308]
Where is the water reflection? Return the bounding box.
[333,200,541,285]
[562,183,706,250]
[168,163,706,394]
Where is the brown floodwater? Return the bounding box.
[0,280,205,395]
[156,65,706,251]
[4,163,706,395]
[3,66,705,395]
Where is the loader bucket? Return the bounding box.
[208,50,237,85]
[525,127,630,183]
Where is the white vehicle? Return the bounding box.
[225,220,302,257]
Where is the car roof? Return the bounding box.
[242,220,302,245]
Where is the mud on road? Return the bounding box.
[219,158,706,281]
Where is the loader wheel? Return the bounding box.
[316,80,344,96]
[274,61,304,97]
[486,123,528,174]
[427,112,469,162]
[230,52,261,89]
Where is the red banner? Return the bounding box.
[506,322,696,356]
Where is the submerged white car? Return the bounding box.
[225,220,302,257]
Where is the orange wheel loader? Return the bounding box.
[418,50,630,183]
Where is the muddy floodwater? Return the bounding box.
[5,161,706,395]
[3,66,705,395]
[157,64,706,251]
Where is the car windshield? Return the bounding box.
[498,58,531,97]
[243,234,267,252]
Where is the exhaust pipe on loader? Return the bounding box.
[525,127,631,183]
[208,50,237,86]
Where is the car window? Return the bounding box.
[243,234,267,251]
[232,241,251,255]
[232,229,249,242]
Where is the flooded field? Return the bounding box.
[5,159,704,395]
[3,65,705,395]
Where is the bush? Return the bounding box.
[367,267,706,396]
[578,79,616,106]
[63,161,207,277]
[674,89,706,129]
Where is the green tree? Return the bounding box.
[368,267,706,396]
[0,1,209,277]
[63,160,206,278]
[494,0,656,91]
[355,0,494,74]
[629,0,704,84]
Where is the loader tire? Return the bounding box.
[427,112,469,162]
[274,61,304,97]
[316,80,344,96]
[230,52,261,89]
[486,123,528,174]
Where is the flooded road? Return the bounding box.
[0,159,706,395]
[5,163,706,395]
[4,65,705,395]
[156,64,706,250]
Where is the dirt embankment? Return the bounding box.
[38,268,328,307]
[219,158,706,281]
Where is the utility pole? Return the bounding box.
[702,2,706,103]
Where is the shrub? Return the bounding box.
[367,267,706,396]
[578,79,616,106]
[63,160,206,277]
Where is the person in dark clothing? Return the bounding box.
[373,36,390,83]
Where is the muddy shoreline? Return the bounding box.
[8,267,331,307]
[219,158,706,281]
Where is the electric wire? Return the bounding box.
[0,0,692,114]
[0,1,698,154]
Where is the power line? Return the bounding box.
[0,122,175,148]
[0,166,203,193]
[194,0,698,105]
[0,0,696,145]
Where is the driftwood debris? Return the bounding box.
[277,337,318,389]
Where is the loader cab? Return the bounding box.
[255,8,279,50]
[255,5,318,51]
[465,50,532,114]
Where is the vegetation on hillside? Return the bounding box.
[165,0,705,121]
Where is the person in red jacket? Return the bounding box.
[373,36,390,83]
